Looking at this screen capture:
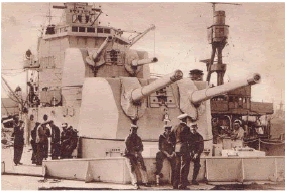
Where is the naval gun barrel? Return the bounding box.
[190,73,261,104]
[92,36,113,61]
[131,70,183,102]
[131,57,158,67]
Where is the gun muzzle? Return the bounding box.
[131,57,158,67]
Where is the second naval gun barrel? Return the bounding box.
[190,73,261,104]
[131,70,183,102]
[92,36,113,61]
[131,57,158,67]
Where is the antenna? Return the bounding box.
[210,2,242,12]
[47,3,52,25]
[280,90,283,110]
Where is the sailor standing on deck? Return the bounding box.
[36,122,50,165]
[49,120,61,159]
[124,124,151,189]
[60,123,68,159]
[170,114,191,189]
[31,122,41,164]
[12,120,25,165]
[188,122,204,185]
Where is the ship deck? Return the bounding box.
[2,145,285,190]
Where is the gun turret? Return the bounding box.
[121,70,183,120]
[190,73,261,104]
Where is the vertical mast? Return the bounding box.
[206,2,241,86]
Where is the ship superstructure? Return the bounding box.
[2,2,284,185]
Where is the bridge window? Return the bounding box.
[97,28,103,33]
[229,96,233,102]
[72,26,78,32]
[104,28,111,34]
[79,27,85,32]
[87,27,95,33]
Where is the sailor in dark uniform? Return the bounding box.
[155,125,175,185]
[31,122,41,164]
[60,123,68,159]
[12,120,25,165]
[170,114,191,189]
[124,124,150,189]
[188,122,204,185]
[36,122,50,165]
[49,120,61,159]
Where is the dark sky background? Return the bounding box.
[2,2,285,109]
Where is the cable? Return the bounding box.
[1,84,19,103]
[243,138,259,143]
[260,139,285,145]
[1,101,10,116]
[153,26,155,57]
[81,136,158,142]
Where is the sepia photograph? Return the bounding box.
[1,2,285,190]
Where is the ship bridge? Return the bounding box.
[43,25,129,45]
[43,2,129,45]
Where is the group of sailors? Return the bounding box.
[12,114,79,166]
[124,113,204,189]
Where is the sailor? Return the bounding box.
[230,120,245,148]
[30,122,41,164]
[12,120,25,165]
[26,114,35,145]
[60,123,68,159]
[189,69,204,81]
[188,122,204,185]
[65,126,79,158]
[170,113,191,189]
[231,120,245,140]
[154,125,175,185]
[27,82,35,106]
[36,122,50,164]
[49,120,61,159]
[124,124,150,189]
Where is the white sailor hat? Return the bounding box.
[130,124,138,128]
[234,120,242,125]
[177,113,189,120]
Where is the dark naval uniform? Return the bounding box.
[170,122,191,189]
[13,122,24,165]
[188,131,204,184]
[36,124,50,165]
[124,132,148,186]
[155,131,175,183]
[30,122,40,164]
[50,123,61,159]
